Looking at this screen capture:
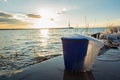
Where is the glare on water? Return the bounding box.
[39,29,49,47]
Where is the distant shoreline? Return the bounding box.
[0,27,107,30]
[0,28,66,30]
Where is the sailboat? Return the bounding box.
[68,21,74,29]
[84,16,89,35]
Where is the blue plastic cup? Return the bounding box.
[61,37,89,72]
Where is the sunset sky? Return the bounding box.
[0,0,120,29]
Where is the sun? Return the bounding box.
[38,8,56,19]
[33,8,57,28]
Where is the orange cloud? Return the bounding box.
[0,11,33,29]
[27,14,41,18]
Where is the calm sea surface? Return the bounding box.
[0,28,107,76]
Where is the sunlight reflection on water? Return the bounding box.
[39,29,49,47]
[40,29,49,38]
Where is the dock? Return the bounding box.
[2,47,120,80]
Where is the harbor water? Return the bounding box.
[0,28,106,76]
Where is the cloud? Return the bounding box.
[27,14,41,18]
[0,18,30,25]
[57,8,68,15]
[50,18,54,21]
[56,7,79,16]
[0,12,32,28]
[0,12,12,18]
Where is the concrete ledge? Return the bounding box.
[7,55,120,80]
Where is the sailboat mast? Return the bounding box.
[85,16,88,35]
[68,21,70,28]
